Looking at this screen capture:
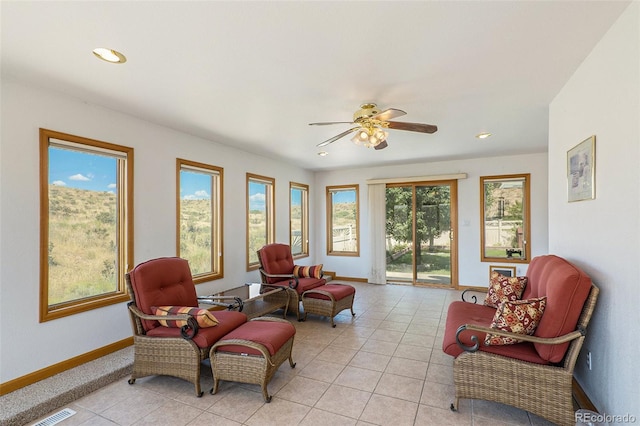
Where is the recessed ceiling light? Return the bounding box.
[476,132,492,139]
[317,151,328,156]
[92,48,127,64]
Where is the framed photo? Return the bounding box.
[567,136,595,202]
[489,265,516,279]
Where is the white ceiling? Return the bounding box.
[1,1,630,171]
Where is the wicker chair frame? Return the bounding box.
[450,284,599,426]
[256,270,303,320]
[209,317,296,402]
[125,270,243,397]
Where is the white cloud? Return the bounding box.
[249,193,266,209]
[183,190,210,200]
[250,193,265,203]
[69,173,90,181]
[107,183,116,189]
[51,180,66,186]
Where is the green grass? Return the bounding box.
[386,249,451,274]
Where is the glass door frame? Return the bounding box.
[385,179,459,288]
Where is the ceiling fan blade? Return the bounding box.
[386,121,438,133]
[371,108,406,122]
[309,121,354,126]
[316,127,359,147]
[374,140,388,150]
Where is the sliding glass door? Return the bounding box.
[385,181,457,286]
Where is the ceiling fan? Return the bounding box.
[309,103,437,150]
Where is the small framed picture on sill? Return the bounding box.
[489,265,516,279]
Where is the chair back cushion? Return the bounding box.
[128,257,199,332]
[258,243,294,284]
[524,255,592,362]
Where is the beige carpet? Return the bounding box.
[0,347,133,426]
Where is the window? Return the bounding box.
[177,159,223,283]
[480,174,531,263]
[247,173,275,270]
[290,182,309,258]
[39,129,133,322]
[326,184,359,256]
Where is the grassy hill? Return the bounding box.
[48,185,117,305]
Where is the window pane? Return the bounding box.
[48,147,119,305]
[481,174,530,262]
[247,174,274,269]
[40,128,132,322]
[290,182,308,257]
[177,159,223,282]
[327,185,359,255]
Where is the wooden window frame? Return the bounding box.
[326,184,360,256]
[176,158,224,283]
[246,173,275,270]
[39,128,133,322]
[480,173,531,263]
[290,182,309,259]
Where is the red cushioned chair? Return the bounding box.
[126,257,247,396]
[442,255,599,425]
[257,243,326,320]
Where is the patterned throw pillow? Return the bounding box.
[293,264,323,279]
[152,306,219,328]
[483,271,528,308]
[485,297,547,346]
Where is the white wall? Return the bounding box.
[314,153,548,286]
[0,79,315,383]
[549,3,639,419]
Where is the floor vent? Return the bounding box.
[31,408,76,426]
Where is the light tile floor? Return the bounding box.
[31,282,557,426]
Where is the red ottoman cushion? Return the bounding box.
[304,284,355,301]
[216,320,295,356]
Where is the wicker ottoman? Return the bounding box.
[302,284,356,327]
[209,317,296,402]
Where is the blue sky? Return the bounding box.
[49,147,116,192]
[180,170,211,200]
[49,146,342,208]
[248,181,266,211]
[331,189,356,203]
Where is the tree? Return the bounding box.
[386,186,451,261]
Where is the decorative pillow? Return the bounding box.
[152,306,219,328]
[485,297,547,346]
[483,271,528,308]
[293,264,323,279]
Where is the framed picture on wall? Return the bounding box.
[489,265,516,279]
[567,135,596,202]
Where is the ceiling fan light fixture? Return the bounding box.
[374,129,388,141]
[351,126,388,148]
[312,103,437,150]
[476,132,492,139]
[317,151,328,156]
